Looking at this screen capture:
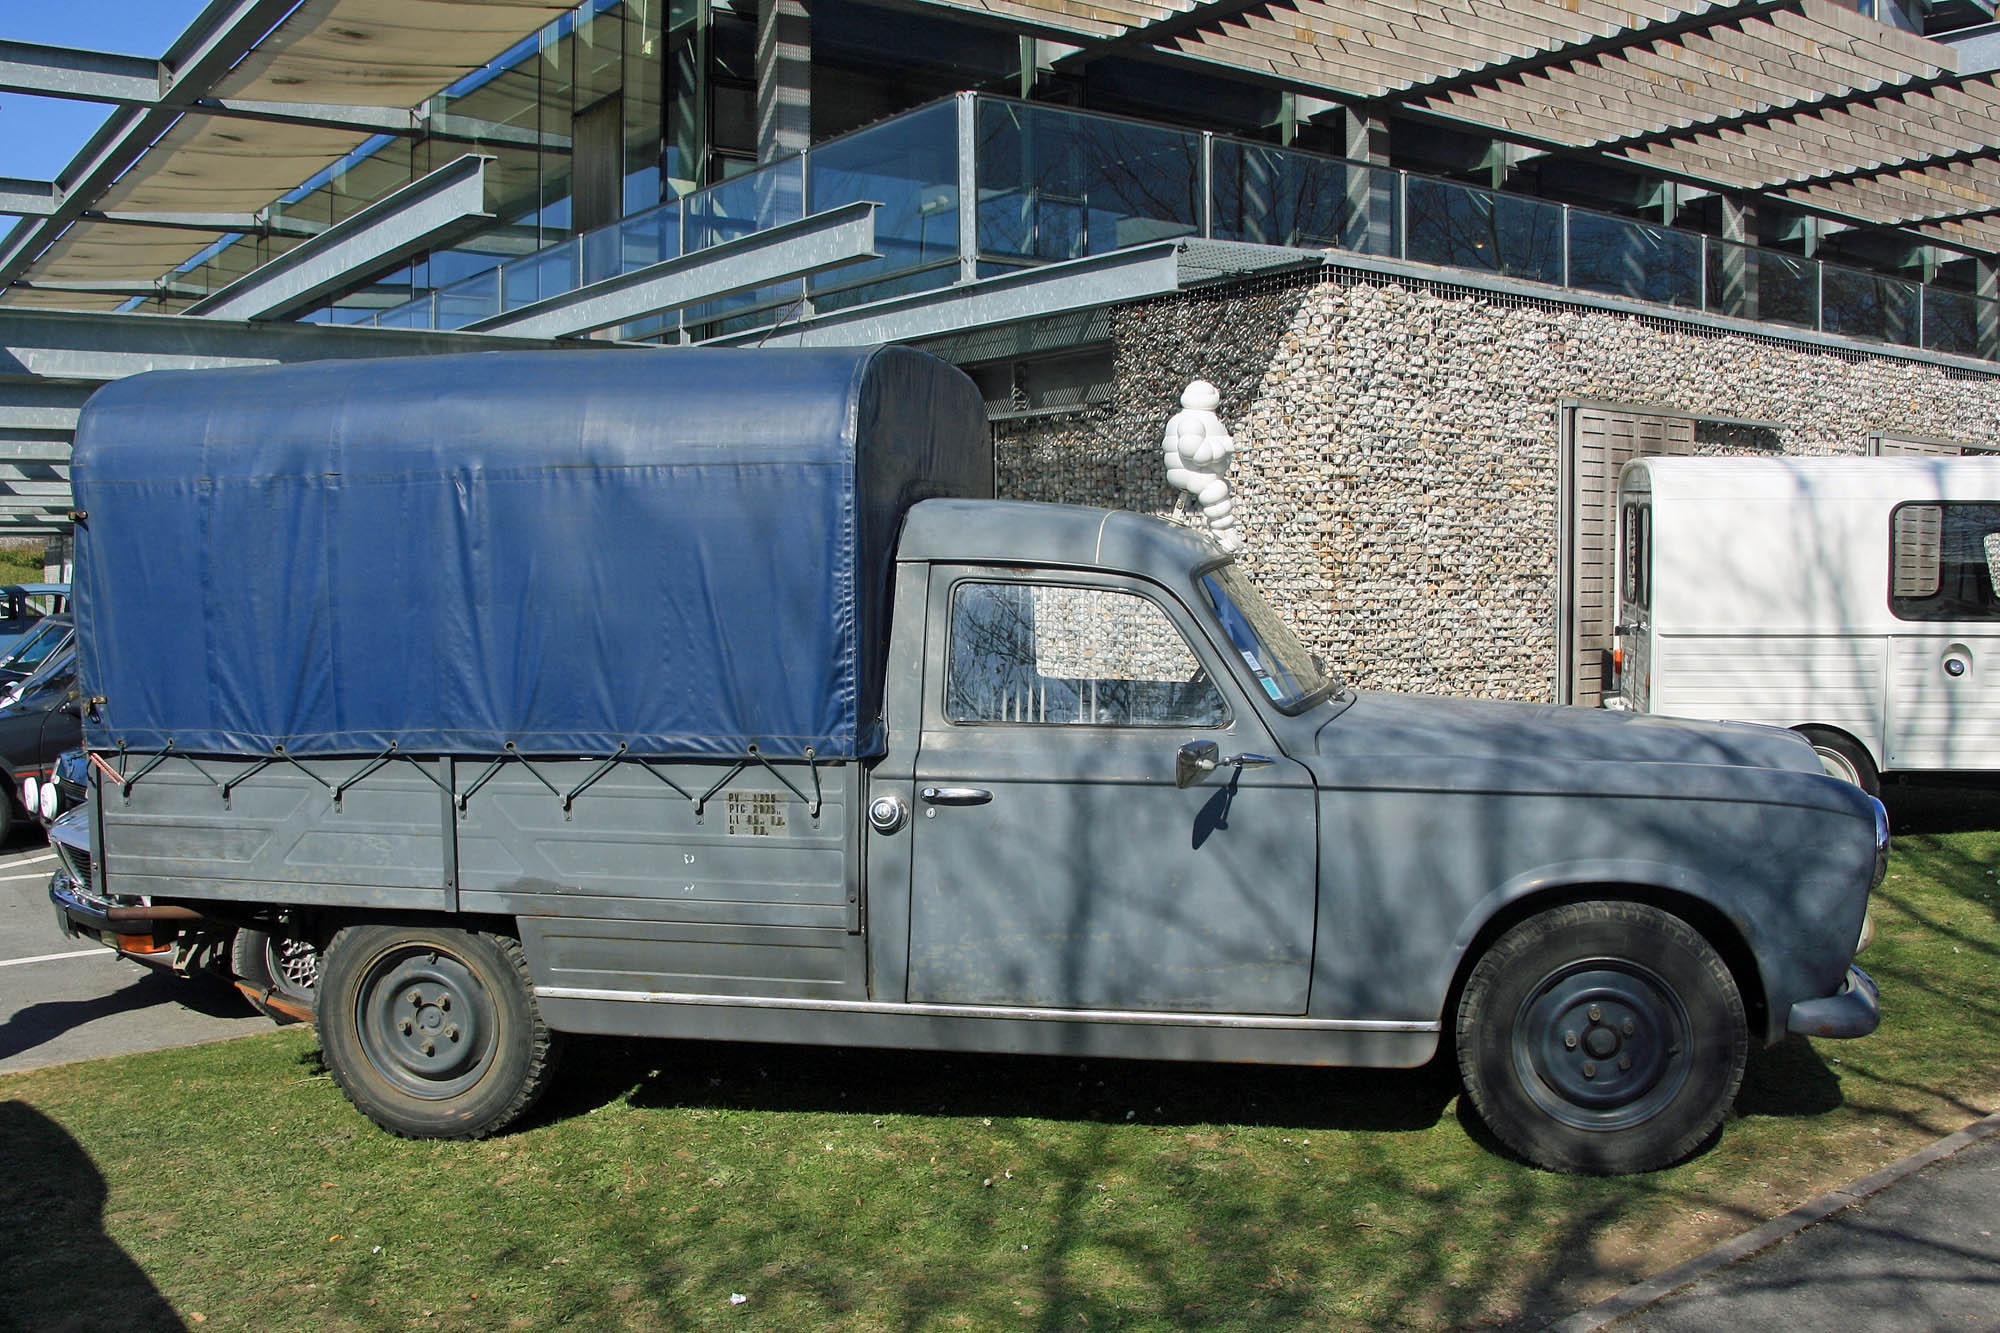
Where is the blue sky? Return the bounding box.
[2,1,213,182]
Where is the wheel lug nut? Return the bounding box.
[1582,1062,1597,1079]
[420,1040,435,1056]
[438,996,450,1013]
[398,1018,413,1035]
[1587,1006,1602,1023]
[445,1025,459,1042]
[1563,1031,1578,1049]
[1618,1055,1633,1072]
[407,990,422,1007]
[1622,1019,1636,1036]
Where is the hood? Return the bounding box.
[1299,691,1848,806]
[1325,692,1822,770]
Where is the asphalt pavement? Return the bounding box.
[1551,1112,2000,1330]
[0,836,271,1074]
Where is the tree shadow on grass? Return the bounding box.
[0,1101,183,1331]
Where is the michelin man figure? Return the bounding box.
[1162,379,1242,552]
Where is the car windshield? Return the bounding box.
[1,617,68,672]
[1198,563,1339,712]
[14,645,76,699]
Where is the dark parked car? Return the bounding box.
[24,745,88,827]
[0,644,81,841]
[0,612,73,694]
[0,583,68,655]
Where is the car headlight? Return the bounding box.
[20,776,36,811]
[37,780,57,821]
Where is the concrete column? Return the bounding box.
[1340,106,1391,254]
[1978,257,1999,362]
[756,0,810,164]
[756,0,810,321]
[1720,195,1758,320]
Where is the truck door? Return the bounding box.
[906,568,1317,1014]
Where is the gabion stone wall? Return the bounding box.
[994,274,2000,702]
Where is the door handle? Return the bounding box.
[921,786,993,805]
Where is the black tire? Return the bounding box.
[1456,901,1748,1175]
[232,927,320,1009]
[318,924,560,1140]
[1796,727,1880,797]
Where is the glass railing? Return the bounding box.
[366,92,2000,363]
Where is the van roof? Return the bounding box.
[1626,455,2000,504]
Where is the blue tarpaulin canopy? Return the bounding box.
[73,345,992,760]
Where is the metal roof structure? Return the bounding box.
[7,0,2000,309]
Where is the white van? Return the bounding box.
[1609,455,2000,793]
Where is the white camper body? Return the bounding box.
[1612,456,2000,790]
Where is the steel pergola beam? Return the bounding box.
[467,201,881,339]
[0,39,160,104]
[0,0,302,288]
[185,154,493,321]
[0,179,58,218]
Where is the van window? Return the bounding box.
[946,582,1227,727]
[1890,502,2000,620]
[1621,502,1651,610]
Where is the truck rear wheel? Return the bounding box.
[319,924,559,1140]
[1456,901,1747,1175]
[232,927,320,1009]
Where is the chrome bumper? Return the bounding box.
[1786,966,1881,1040]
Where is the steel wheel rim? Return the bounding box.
[269,936,319,996]
[355,946,495,1099]
[1512,958,1693,1132]
[1814,744,1862,787]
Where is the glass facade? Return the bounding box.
[109,0,2000,365]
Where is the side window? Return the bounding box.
[1621,502,1650,610]
[1890,502,2000,620]
[946,582,1227,727]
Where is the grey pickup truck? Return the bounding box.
[50,345,1882,1175]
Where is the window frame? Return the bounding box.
[1888,499,2000,623]
[938,573,1234,731]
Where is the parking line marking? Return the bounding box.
[0,870,58,883]
[0,949,113,968]
[1,852,56,867]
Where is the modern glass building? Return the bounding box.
[7,0,2000,533]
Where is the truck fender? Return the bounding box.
[1436,858,1766,1033]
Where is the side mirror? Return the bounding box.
[1176,740,1220,788]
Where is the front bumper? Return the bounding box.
[49,870,186,969]
[1786,966,1880,1039]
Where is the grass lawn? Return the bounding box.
[3,785,1994,1332]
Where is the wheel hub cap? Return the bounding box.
[1516,962,1691,1131]
[357,949,492,1098]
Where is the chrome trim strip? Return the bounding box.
[534,986,1439,1033]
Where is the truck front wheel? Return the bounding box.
[319,924,559,1140]
[1455,901,1748,1175]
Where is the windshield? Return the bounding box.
[14,645,76,699]
[1199,564,1338,712]
[1,616,69,672]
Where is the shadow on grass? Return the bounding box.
[1880,776,2000,837]
[537,1035,1464,1135]
[0,1101,183,1331]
